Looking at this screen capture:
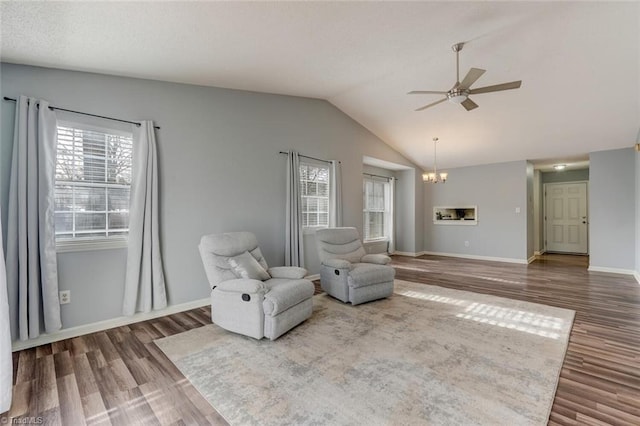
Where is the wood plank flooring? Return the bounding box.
[3,254,639,425]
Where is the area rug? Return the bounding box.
[155,280,574,425]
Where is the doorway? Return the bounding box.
[544,182,588,254]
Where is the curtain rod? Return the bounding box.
[363,172,396,181]
[279,151,340,164]
[3,97,160,130]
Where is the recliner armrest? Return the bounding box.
[267,266,308,280]
[322,258,352,269]
[361,254,391,265]
[215,278,266,294]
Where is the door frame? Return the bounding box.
[543,180,589,254]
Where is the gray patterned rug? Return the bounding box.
[155,280,574,425]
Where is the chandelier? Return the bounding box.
[422,137,448,183]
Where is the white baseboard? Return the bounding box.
[12,297,211,352]
[587,266,637,277]
[527,255,537,264]
[534,250,545,256]
[421,251,528,265]
[305,274,320,281]
[635,271,640,284]
[392,251,427,257]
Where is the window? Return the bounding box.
[363,177,392,241]
[299,162,330,228]
[54,121,133,248]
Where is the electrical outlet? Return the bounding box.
[59,290,70,305]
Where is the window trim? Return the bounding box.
[54,119,133,252]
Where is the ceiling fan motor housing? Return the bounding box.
[447,88,469,104]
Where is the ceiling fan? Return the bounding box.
[408,42,522,112]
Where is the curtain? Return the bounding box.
[6,96,61,341]
[329,160,342,227]
[285,151,304,267]
[123,121,167,315]
[387,177,396,254]
[1,210,12,412]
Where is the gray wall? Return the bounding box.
[541,168,589,184]
[423,160,529,261]
[396,169,418,254]
[636,147,640,276]
[1,63,422,339]
[589,148,636,270]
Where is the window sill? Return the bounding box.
[56,238,128,253]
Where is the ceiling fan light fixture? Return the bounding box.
[447,91,468,104]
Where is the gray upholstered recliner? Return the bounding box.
[315,227,395,305]
[198,232,314,340]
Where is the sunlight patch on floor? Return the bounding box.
[397,289,564,339]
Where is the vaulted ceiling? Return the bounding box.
[1,1,638,170]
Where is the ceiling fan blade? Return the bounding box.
[415,98,448,111]
[469,80,522,94]
[461,98,478,111]
[459,68,486,89]
[407,90,448,95]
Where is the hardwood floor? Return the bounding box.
[3,254,639,425]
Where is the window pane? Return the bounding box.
[108,187,130,211]
[55,212,73,233]
[75,213,106,231]
[307,197,318,212]
[108,212,129,230]
[318,198,328,213]
[55,124,132,242]
[55,185,74,212]
[74,186,106,212]
[367,212,384,239]
[107,136,132,184]
[307,181,317,195]
[308,214,318,226]
[318,213,328,226]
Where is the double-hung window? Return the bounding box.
[299,161,330,229]
[363,177,392,241]
[54,121,133,250]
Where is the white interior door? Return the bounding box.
[545,182,588,254]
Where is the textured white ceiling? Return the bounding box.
[1,1,638,171]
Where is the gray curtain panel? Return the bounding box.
[122,121,167,315]
[285,151,304,267]
[0,210,12,412]
[6,95,61,341]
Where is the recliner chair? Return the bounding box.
[199,232,314,340]
[315,227,395,305]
